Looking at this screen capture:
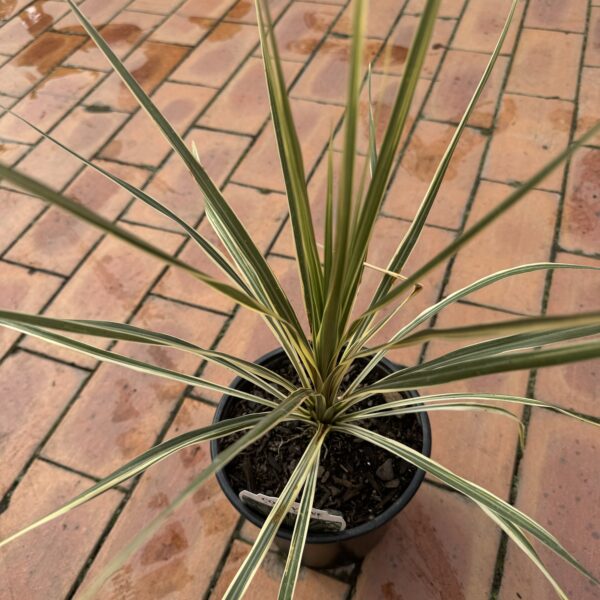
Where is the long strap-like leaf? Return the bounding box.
[0,413,264,549]
[344,262,600,396]
[66,0,312,372]
[223,425,327,599]
[278,455,321,599]
[357,121,600,321]
[364,0,519,324]
[0,163,277,319]
[358,339,600,395]
[340,0,441,327]
[0,320,284,408]
[338,423,598,585]
[0,107,249,292]
[344,392,599,428]
[255,0,324,330]
[79,388,313,599]
[356,311,600,357]
[0,310,295,397]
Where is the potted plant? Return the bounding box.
[0,0,598,598]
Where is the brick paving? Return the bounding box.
[0,0,598,598]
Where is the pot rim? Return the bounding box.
[210,348,432,544]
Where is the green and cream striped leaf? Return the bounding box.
[355,311,600,357]
[0,320,286,409]
[255,0,324,330]
[0,413,264,549]
[79,388,313,599]
[344,262,600,396]
[338,423,598,584]
[354,339,600,397]
[394,324,600,379]
[1,107,248,291]
[344,393,599,429]
[67,0,311,369]
[341,0,441,326]
[357,122,600,320]
[278,456,321,600]
[0,310,295,397]
[223,426,327,599]
[365,0,518,321]
[343,401,525,439]
[479,506,568,600]
[315,0,367,375]
[0,163,277,319]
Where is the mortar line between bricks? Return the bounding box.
[488,0,594,596]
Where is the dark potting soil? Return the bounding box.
[218,357,424,529]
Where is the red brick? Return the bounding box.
[373,16,455,80]
[43,297,225,477]
[151,13,213,47]
[15,107,127,190]
[575,67,600,146]
[535,253,600,418]
[154,183,288,312]
[0,0,35,20]
[232,98,343,191]
[127,0,176,15]
[0,68,102,144]
[584,7,600,67]
[210,540,348,599]
[0,142,29,165]
[0,1,69,55]
[52,0,126,32]
[385,120,487,230]
[422,302,529,497]
[560,148,600,256]
[354,484,500,600]
[448,180,558,315]
[507,29,582,101]
[266,1,340,62]
[0,351,86,496]
[0,260,62,359]
[20,223,183,367]
[6,161,149,275]
[125,128,251,229]
[498,413,599,600]
[0,32,85,97]
[0,461,121,599]
[76,399,239,598]
[101,82,215,167]
[171,22,257,88]
[0,188,44,254]
[66,11,163,71]
[525,0,588,33]
[292,37,381,105]
[424,49,509,129]
[199,56,302,136]
[334,0,402,39]
[483,94,573,192]
[226,0,289,24]
[406,0,465,18]
[86,42,189,113]
[453,0,524,55]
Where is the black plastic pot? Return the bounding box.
[210,348,432,568]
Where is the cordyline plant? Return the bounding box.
[0,0,599,598]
